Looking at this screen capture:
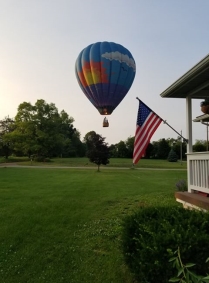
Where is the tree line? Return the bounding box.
[0,99,208,161]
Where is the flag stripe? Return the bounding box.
[134,113,158,149]
[134,115,162,154]
[133,100,162,164]
[133,117,162,164]
[133,120,161,164]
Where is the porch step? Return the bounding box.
[175,192,209,211]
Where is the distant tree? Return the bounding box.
[109,144,118,158]
[71,130,86,157]
[150,141,159,158]
[144,143,153,159]
[84,131,109,171]
[167,148,178,162]
[83,131,97,149]
[0,116,15,158]
[173,139,187,160]
[157,138,171,159]
[193,140,207,152]
[125,136,134,158]
[116,141,129,158]
[62,129,85,157]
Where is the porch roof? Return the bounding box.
[160,54,209,99]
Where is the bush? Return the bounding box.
[175,179,187,191]
[167,148,178,162]
[122,206,209,283]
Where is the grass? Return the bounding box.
[0,156,187,169]
[0,166,186,283]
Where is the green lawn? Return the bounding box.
[0,156,187,169]
[0,167,186,283]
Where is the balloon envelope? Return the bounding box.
[75,42,136,115]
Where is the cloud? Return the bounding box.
[101,51,136,72]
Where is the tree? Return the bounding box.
[109,144,118,158]
[144,143,154,159]
[157,138,171,159]
[193,140,207,152]
[115,141,129,158]
[0,116,15,158]
[167,148,178,162]
[84,131,109,171]
[62,129,85,157]
[150,141,159,158]
[7,99,77,159]
[173,139,187,160]
[83,131,97,153]
[125,136,134,158]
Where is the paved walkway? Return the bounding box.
[0,163,186,170]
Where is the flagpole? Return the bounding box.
[163,121,188,143]
[136,97,188,143]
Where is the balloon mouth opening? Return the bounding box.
[98,106,114,115]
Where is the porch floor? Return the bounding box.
[175,192,209,211]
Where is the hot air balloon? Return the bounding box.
[75,41,136,127]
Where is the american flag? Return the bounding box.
[133,99,163,164]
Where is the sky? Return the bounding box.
[0,0,209,145]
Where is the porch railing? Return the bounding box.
[187,152,209,193]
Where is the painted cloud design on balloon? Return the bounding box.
[101,51,136,72]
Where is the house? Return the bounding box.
[159,54,209,211]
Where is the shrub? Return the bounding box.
[122,206,209,283]
[167,148,178,162]
[175,179,187,191]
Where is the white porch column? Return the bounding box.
[186,96,193,153]
[186,96,193,193]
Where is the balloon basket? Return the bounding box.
[103,117,109,127]
[103,121,109,127]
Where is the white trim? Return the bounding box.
[186,96,193,153]
[160,54,209,98]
